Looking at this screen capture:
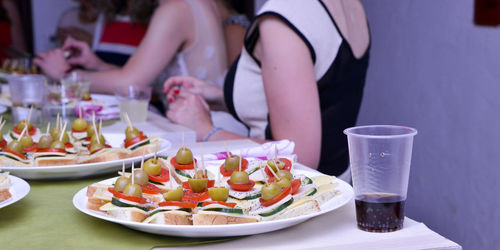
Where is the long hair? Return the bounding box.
[94,0,157,25]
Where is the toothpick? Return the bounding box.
[239,152,242,172]
[141,153,145,169]
[224,141,230,157]
[131,162,135,185]
[0,119,6,132]
[216,167,221,188]
[200,145,205,172]
[153,144,158,162]
[27,105,33,123]
[56,113,60,130]
[99,119,102,136]
[124,112,132,128]
[266,163,280,181]
[78,105,82,119]
[19,126,27,139]
[121,161,125,176]
[181,132,185,148]
[259,165,268,184]
[274,144,278,161]
[93,124,100,144]
[92,112,96,130]
[46,122,50,135]
[59,122,67,141]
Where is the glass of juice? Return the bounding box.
[344,125,417,232]
[115,85,152,123]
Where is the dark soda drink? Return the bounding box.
[355,193,405,232]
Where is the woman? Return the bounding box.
[35,0,247,136]
[164,0,370,177]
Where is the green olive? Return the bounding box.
[261,182,282,201]
[50,140,66,150]
[50,128,60,139]
[267,159,285,173]
[133,169,149,186]
[163,187,183,201]
[209,187,229,202]
[81,92,91,101]
[114,176,131,192]
[125,126,140,141]
[175,147,193,164]
[53,131,69,144]
[224,155,240,171]
[16,120,32,132]
[87,125,98,138]
[73,118,88,131]
[90,134,105,145]
[7,140,23,154]
[277,170,293,181]
[143,158,161,175]
[230,171,249,184]
[38,135,54,149]
[125,131,141,141]
[276,178,291,189]
[19,135,33,148]
[188,178,208,193]
[89,143,104,153]
[123,183,143,197]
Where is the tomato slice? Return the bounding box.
[158,200,198,209]
[72,128,87,133]
[227,180,255,192]
[37,148,66,153]
[219,158,249,177]
[170,157,197,170]
[23,143,38,153]
[13,125,37,136]
[65,143,74,149]
[183,189,210,202]
[148,168,170,183]
[124,135,148,149]
[108,187,148,204]
[2,149,27,160]
[0,140,6,149]
[182,180,215,190]
[291,179,301,195]
[259,186,291,207]
[141,183,160,194]
[265,158,292,177]
[202,201,237,208]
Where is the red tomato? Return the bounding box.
[291,179,301,195]
[265,158,292,177]
[158,200,198,209]
[23,144,38,153]
[227,180,255,192]
[183,189,210,202]
[37,148,65,153]
[141,183,160,194]
[72,128,86,133]
[148,168,170,183]
[0,140,7,149]
[13,125,37,136]
[108,187,147,204]
[124,135,148,148]
[65,143,74,149]
[201,201,237,208]
[219,158,249,177]
[182,180,215,190]
[170,157,196,170]
[259,186,291,207]
[2,149,27,160]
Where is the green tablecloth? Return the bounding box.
[0,174,238,249]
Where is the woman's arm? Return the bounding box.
[82,0,194,94]
[254,16,322,169]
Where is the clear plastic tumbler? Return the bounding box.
[344,125,417,232]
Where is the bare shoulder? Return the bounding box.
[154,0,191,22]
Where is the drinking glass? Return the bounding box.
[344,125,417,232]
[115,85,152,123]
[8,74,46,124]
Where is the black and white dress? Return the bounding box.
[224,0,369,176]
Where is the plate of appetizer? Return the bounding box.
[0,113,171,180]
[0,171,30,209]
[73,145,353,237]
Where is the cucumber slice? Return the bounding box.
[149,208,191,216]
[111,197,149,212]
[255,181,266,185]
[258,198,294,217]
[229,193,261,200]
[148,179,165,185]
[129,140,150,151]
[203,208,244,214]
[247,167,259,175]
[302,176,313,186]
[175,169,192,179]
[306,188,317,196]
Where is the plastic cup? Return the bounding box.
[7,74,46,124]
[115,85,152,123]
[344,125,417,232]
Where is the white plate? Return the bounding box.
[72,168,354,237]
[0,175,30,209]
[0,137,171,180]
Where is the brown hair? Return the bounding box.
[94,0,157,25]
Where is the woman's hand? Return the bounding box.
[62,37,102,70]
[166,92,214,141]
[163,76,224,107]
[33,48,71,80]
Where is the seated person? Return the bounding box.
[35,0,248,137]
[163,0,370,177]
[0,0,26,60]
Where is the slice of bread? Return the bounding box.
[0,156,32,167]
[193,211,259,225]
[144,210,192,225]
[86,184,113,211]
[128,139,162,158]
[35,155,78,167]
[100,203,148,222]
[261,199,320,221]
[0,172,11,202]
[77,148,130,164]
